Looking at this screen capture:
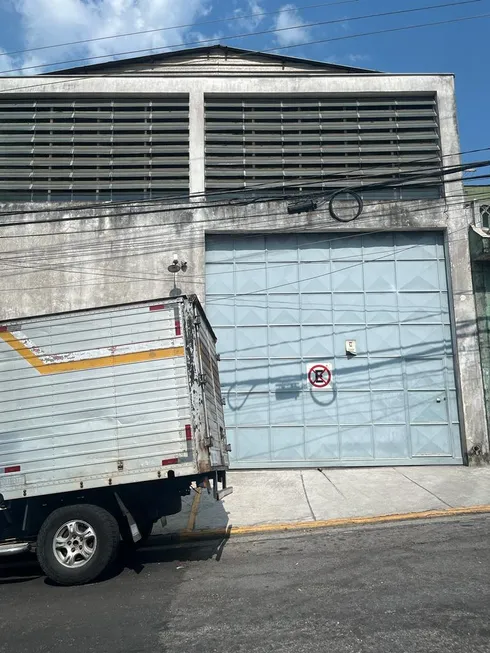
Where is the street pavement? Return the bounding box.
[161,465,490,535]
[1,514,490,653]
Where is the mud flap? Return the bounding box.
[114,492,142,543]
[211,471,233,501]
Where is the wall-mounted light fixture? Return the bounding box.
[167,255,187,274]
[168,255,187,297]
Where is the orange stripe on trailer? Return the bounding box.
[0,331,184,375]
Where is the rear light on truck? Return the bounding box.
[161,458,179,466]
[149,304,166,312]
[4,465,21,473]
[174,320,182,336]
[185,424,192,441]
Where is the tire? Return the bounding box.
[36,504,120,586]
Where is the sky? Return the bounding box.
[0,0,488,169]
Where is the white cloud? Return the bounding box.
[347,54,370,63]
[232,0,265,31]
[0,48,16,75]
[10,0,212,73]
[273,4,310,48]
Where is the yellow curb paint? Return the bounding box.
[0,330,184,374]
[175,504,490,541]
[185,487,202,532]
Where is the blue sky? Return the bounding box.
[0,0,488,167]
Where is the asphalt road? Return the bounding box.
[1,515,490,653]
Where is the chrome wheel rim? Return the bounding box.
[53,520,97,568]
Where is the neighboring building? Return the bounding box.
[0,45,486,468]
[467,185,490,456]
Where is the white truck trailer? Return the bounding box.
[0,295,231,585]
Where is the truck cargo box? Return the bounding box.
[0,295,229,501]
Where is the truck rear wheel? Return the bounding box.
[36,504,120,586]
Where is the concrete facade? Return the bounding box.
[0,47,487,463]
[469,195,490,459]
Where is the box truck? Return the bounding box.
[0,295,231,585]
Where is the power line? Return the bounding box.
[0,8,486,102]
[0,192,483,290]
[0,190,481,289]
[0,221,475,367]
[0,143,486,222]
[0,150,485,222]
[0,146,474,220]
[205,224,472,300]
[264,8,490,54]
[1,0,480,75]
[0,185,483,291]
[0,187,476,260]
[0,224,475,329]
[0,0,360,60]
[0,255,461,369]
[0,158,487,230]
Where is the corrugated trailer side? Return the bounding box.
[0,297,227,500]
[0,296,230,586]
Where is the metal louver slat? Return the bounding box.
[0,96,190,202]
[204,94,442,199]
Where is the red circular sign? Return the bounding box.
[308,364,331,388]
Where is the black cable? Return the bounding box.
[0,214,476,316]
[0,146,470,220]
[0,222,460,346]
[264,8,490,54]
[0,186,483,285]
[0,222,476,385]
[0,130,486,222]
[2,0,480,75]
[1,191,480,275]
[0,192,484,289]
[0,158,487,230]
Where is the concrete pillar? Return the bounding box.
[447,210,489,463]
[189,90,205,199]
[438,77,489,462]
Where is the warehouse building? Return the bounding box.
[0,45,486,468]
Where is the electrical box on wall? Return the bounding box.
[345,340,357,356]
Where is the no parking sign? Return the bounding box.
[306,363,333,391]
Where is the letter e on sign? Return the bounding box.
[306,363,333,391]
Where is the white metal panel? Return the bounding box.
[206,233,463,468]
[0,298,213,500]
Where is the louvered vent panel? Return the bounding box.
[0,96,189,201]
[205,95,442,199]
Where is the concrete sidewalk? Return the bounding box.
[153,466,490,539]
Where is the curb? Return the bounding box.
[152,504,490,545]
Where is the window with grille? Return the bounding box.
[481,205,490,229]
[205,94,442,200]
[0,96,189,202]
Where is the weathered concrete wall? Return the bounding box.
[0,195,487,462]
[470,259,490,457]
[0,69,486,462]
[0,198,470,316]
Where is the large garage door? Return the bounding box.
[205,232,462,468]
